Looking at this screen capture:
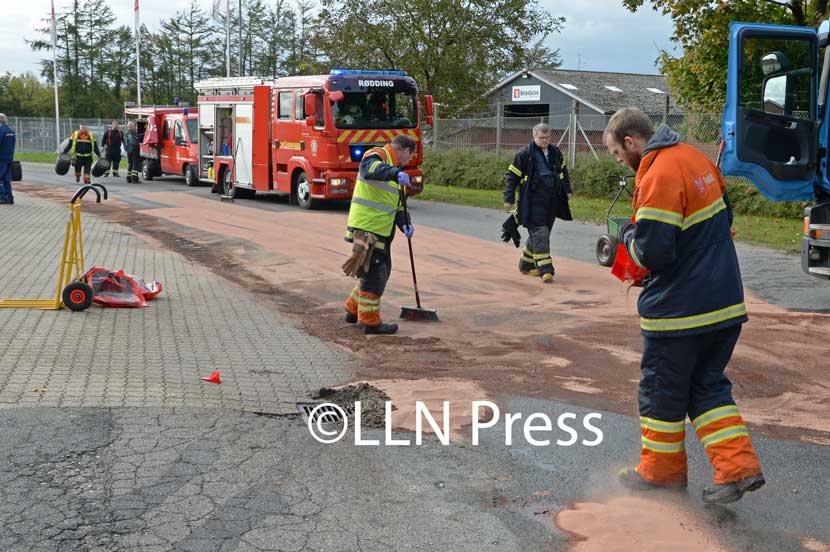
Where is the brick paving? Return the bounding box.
[0,194,355,414]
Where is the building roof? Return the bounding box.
[491,68,681,115]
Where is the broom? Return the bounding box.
[399,188,439,322]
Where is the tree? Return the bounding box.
[313,0,564,115]
[0,73,54,116]
[622,0,826,110]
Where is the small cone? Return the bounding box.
[201,371,222,384]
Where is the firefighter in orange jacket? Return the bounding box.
[603,107,764,505]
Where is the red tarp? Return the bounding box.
[82,267,163,308]
[143,115,159,145]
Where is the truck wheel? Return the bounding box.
[184,165,197,187]
[222,167,254,199]
[295,171,318,210]
[596,234,618,267]
[142,160,154,181]
[62,281,94,312]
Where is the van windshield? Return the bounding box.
[185,118,198,144]
[332,91,417,129]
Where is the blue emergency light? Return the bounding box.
[331,69,408,76]
[349,143,384,162]
[183,107,189,116]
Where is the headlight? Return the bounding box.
[411,175,423,184]
[329,178,348,186]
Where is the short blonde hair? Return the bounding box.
[604,107,654,146]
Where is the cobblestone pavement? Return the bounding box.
[0,193,355,414]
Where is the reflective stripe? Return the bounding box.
[640,302,747,332]
[700,425,750,448]
[358,297,380,306]
[351,196,396,215]
[628,240,646,269]
[363,178,400,194]
[536,258,552,266]
[635,206,683,227]
[641,436,685,453]
[692,405,740,431]
[358,305,380,312]
[532,253,550,259]
[508,164,522,177]
[640,416,685,433]
[682,197,726,231]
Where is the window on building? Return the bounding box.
[604,85,623,92]
[647,87,665,94]
[560,83,578,90]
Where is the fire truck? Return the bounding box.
[123,105,202,186]
[193,70,433,208]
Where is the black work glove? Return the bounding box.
[617,221,635,244]
[501,213,521,247]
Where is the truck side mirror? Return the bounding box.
[425,95,434,117]
[304,94,317,117]
[329,90,344,103]
[306,116,317,127]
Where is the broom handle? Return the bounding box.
[400,189,423,309]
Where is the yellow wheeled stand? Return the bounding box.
[0,184,108,312]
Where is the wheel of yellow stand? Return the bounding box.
[62,282,94,312]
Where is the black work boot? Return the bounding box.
[345,311,358,324]
[702,473,765,505]
[363,322,398,335]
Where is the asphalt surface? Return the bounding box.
[2,163,828,551]
[23,162,827,312]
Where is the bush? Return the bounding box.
[421,149,806,219]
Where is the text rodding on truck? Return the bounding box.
[194,70,434,209]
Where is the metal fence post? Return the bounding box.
[569,99,578,168]
[432,103,438,150]
[495,102,503,156]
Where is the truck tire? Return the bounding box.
[222,167,254,199]
[294,171,318,210]
[596,234,618,267]
[142,160,154,181]
[184,164,197,187]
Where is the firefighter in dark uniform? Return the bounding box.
[0,113,16,205]
[124,122,142,183]
[62,124,101,184]
[503,123,572,283]
[340,134,416,335]
[603,107,764,505]
[102,121,124,177]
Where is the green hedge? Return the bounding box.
[422,149,807,219]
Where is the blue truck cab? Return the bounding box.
[722,21,830,278]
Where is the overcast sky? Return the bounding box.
[0,0,676,77]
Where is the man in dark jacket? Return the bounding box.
[604,107,763,505]
[0,113,16,205]
[124,122,142,183]
[102,121,124,177]
[503,123,572,282]
[63,124,101,184]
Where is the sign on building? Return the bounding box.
[511,85,541,102]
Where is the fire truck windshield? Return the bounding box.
[332,91,417,129]
[185,118,199,144]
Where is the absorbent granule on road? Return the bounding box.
[554,496,729,552]
[318,382,391,428]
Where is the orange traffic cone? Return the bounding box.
[201,371,222,384]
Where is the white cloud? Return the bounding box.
[0,0,678,77]
[538,0,677,74]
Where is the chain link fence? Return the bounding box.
[430,110,724,165]
[6,117,115,153]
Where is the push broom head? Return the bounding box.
[400,305,439,322]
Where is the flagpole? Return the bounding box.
[225,0,230,77]
[238,0,243,76]
[51,0,60,151]
[135,0,142,107]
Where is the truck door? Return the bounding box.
[721,22,820,201]
[160,118,173,173]
[272,90,302,194]
[173,119,186,174]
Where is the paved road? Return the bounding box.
[22,162,829,312]
[1,163,826,551]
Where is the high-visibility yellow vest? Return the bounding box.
[347,146,403,237]
[70,131,96,157]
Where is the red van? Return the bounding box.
[124,106,202,186]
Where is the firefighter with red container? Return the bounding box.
[603,107,764,505]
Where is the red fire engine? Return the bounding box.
[194,70,433,208]
[124,105,202,186]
